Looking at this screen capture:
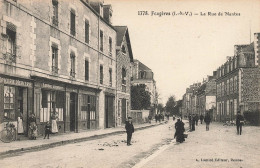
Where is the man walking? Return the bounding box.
[236,111,244,135]
[204,113,211,131]
[125,117,134,146]
[200,114,204,124]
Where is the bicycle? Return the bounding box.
[0,122,16,143]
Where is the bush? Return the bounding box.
[243,110,260,126]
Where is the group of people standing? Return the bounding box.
[188,113,211,132]
[155,113,164,123]
[16,112,59,140]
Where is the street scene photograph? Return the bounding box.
[0,0,260,167]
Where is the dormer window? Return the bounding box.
[122,45,126,54]
[100,4,103,17]
[52,0,58,26]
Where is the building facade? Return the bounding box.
[131,59,157,108]
[0,0,117,136]
[114,26,133,126]
[216,43,260,122]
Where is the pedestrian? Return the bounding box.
[28,113,38,140]
[188,114,192,130]
[155,114,158,123]
[44,121,51,139]
[236,111,244,135]
[125,117,134,146]
[200,114,204,124]
[192,114,196,131]
[148,114,152,124]
[195,114,199,126]
[17,112,24,135]
[204,113,211,131]
[51,111,58,133]
[174,119,185,143]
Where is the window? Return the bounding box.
[227,100,229,115]
[227,79,229,95]
[5,27,16,63]
[230,78,233,94]
[109,37,112,55]
[81,95,96,121]
[70,52,75,77]
[85,59,89,81]
[85,20,89,43]
[89,96,96,120]
[122,68,126,92]
[51,45,58,73]
[227,64,229,73]
[100,4,103,17]
[122,45,126,54]
[4,86,15,121]
[41,90,64,122]
[231,61,233,71]
[109,68,112,86]
[52,0,58,26]
[100,65,103,84]
[234,99,237,115]
[70,9,76,36]
[100,30,103,51]
[234,58,237,69]
[140,71,146,79]
[234,76,237,92]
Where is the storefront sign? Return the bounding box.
[0,77,32,87]
[35,82,65,90]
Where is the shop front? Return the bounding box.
[0,75,33,137]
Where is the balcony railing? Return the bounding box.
[3,52,16,63]
[70,70,76,78]
[52,66,59,74]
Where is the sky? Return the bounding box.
[106,0,260,104]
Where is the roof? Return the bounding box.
[242,42,254,53]
[135,59,152,71]
[114,26,134,62]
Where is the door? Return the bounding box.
[121,99,126,124]
[70,93,76,131]
[105,96,114,128]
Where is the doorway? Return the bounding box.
[70,93,77,132]
[105,96,114,128]
[121,99,126,124]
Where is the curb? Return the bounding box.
[0,123,163,158]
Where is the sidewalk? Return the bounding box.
[0,121,163,157]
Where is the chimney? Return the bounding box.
[103,5,113,24]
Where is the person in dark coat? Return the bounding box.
[195,114,199,126]
[44,121,51,139]
[200,114,204,124]
[204,113,211,131]
[155,114,158,123]
[174,119,185,143]
[236,111,244,135]
[192,114,196,131]
[125,117,134,146]
[188,114,192,130]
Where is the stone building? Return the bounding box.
[114,26,133,126]
[216,42,260,122]
[131,59,157,110]
[0,0,117,136]
[196,74,217,120]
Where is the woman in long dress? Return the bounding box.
[28,113,38,140]
[17,113,24,134]
[51,112,58,133]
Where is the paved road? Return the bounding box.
[0,120,176,168]
[134,122,260,168]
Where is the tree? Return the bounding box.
[157,103,164,114]
[131,84,151,110]
[165,95,176,115]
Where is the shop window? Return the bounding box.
[52,0,59,26]
[52,45,59,73]
[4,86,15,121]
[89,96,96,120]
[70,9,76,36]
[100,30,103,51]
[85,20,89,43]
[70,52,76,77]
[41,90,64,122]
[100,65,103,84]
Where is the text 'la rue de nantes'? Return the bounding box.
[137,11,241,17]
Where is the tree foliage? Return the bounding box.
[165,96,176,115]
[131,84,151,110]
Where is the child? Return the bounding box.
[44,121,51,139]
